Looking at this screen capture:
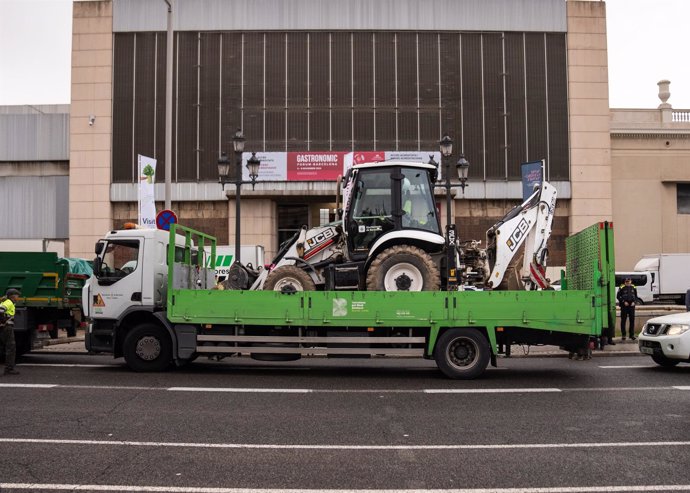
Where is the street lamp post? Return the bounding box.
[435,134,470,290]
[218,129,260,266]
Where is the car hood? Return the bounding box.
[647,312,690,325]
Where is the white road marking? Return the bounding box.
[167,387,311,393]
[18,363,117,368]
[2,484,690,492]
[1,437,689,451]
[424,388,561,394]
[598,365,654,369]
[674,386,690,390]
[0,384,58,388]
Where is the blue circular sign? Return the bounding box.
[156,209,178,231]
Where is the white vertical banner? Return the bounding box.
[137,154,157,229]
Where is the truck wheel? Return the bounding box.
[15,332,32,356]
[651,353,679,367]
[123,324,172,372]
[264,265,316,292]
[366,245,440,291]
[434,328,490,379]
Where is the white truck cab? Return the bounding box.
[83,227,192,356]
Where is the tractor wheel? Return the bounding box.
[366,245,440,291]
[264,265,316,292]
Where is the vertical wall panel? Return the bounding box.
[417,34,438,108]
[353,110,374,150]
[199,33,221,180]
[524,33,548,165]
[439,33,461,144]
[133,33,156,169]
[504,32,527,179]
[220,33,243,148]
[113,33,135,182]
[482,33,504,179]
[310,110,330,150]
[176,32,200,181]
[461,33,483,181]
[266,33,287,148]
[154,33,167,179]
[310,33,331,149]
[375,33,396,108]
[546,33,569,180]
[352,33,373,108]
[396,33,417,109]
[287,33,308,148]
[243,33,265,150]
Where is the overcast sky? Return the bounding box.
[0,0,688,109]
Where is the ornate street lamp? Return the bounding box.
[434,134,470,290]
[218,129,260,266]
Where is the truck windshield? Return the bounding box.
[97,240,140,281]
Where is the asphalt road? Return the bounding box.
[1,352,689,493]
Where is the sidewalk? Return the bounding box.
[33,329,642,358]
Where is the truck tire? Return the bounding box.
[651,353,679,367]
[123,323,173,372]
[366,245,440,291]
[264,265,316,292]
[434,328,490,379]
[15,332,32,356]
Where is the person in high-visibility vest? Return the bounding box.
[0,288,21,375]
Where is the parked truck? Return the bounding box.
[83,161,615,379]
[0,252,90,355]
[634,253,690,305]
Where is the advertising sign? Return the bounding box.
[521,160,544,201]
[287,152,345,181]
[137,154,157,229]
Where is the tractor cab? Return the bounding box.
[344,162,442,261]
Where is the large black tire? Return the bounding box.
[123,323,173,372]
[15,331,32,356]
[264,265,316,292]
[366,245,440,291]
[651,353,680,367]
[434,328,491,379]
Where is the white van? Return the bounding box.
[614,272,654,304]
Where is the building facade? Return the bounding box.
[610,81,690,269]
[69,0,612,264]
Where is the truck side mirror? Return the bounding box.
[93,257,102,277]
[95,241,104,255]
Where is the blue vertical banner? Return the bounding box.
[521,160,544,201]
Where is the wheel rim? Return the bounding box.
[383,262,423,291]
[446,336,478,369]
[273,276,305,292]
[135,336,161,361]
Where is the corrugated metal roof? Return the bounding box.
[0,105,70,161]
[114,0,567,33]
[0,176,69,239]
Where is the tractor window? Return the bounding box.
[401,169,440,234]
[349,169,395,251]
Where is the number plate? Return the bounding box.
[640,347,654,355]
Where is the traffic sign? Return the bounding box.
[156,209,178,231]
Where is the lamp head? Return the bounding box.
[439,134,453,157]
[232,128,245,153]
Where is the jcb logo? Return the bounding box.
[506,218,529,252]
[306,228,335,249]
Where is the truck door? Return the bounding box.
[91,238,143,320]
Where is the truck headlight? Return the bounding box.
[666,324,690,336]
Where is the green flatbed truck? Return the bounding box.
[0,252,89,355]
[84,221,615,379]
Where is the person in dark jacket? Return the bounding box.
[0,288,21,375]
[617,278,638,341]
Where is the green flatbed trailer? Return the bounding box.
[159,222,615,379]
[0,252,88,354]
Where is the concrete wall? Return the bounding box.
[567,1,613,234]
[610,104,690,270]
[69,1,114,258]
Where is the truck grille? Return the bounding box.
[640,340,661,350]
